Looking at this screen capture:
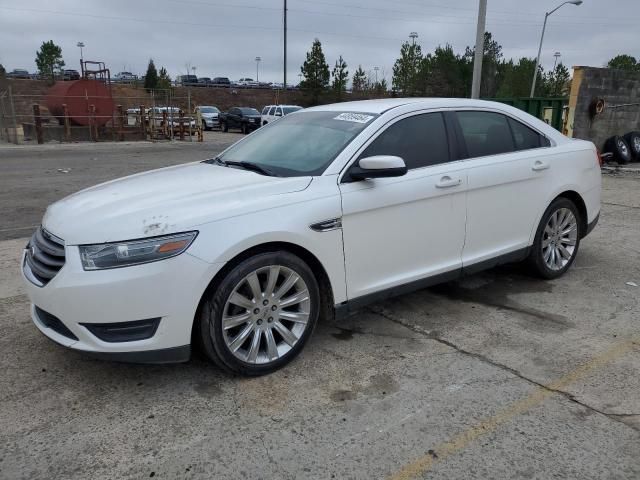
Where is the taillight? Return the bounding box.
[596,149,603,167]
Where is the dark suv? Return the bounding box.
[63,70,81,81]
[212,77,231,87]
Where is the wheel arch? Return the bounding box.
[191,241,335,348]
[530,189,589,245]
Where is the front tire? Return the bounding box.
[527,197,581,279]
[198,252,320,376]
[221,121,228,132]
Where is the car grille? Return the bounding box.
[24,227,66,286]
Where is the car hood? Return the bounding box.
[43,162,312,245]
[201,112,219,118]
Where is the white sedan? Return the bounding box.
[21,98,601,375]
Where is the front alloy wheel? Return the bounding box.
[198,252,319,375]
[222,265,310,364]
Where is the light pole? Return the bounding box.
[409,32,418,45]
[470,0,487,99]
[192,66,197,79]
[255,56,261,82]
[373,66,379,85]
[77,41,84,73]
[530,1,582,97]
[553,51,561,70]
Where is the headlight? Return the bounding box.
[79,231,197,270]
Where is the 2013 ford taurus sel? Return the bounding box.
[22,99,601,376]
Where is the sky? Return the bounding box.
[0,0,638,85]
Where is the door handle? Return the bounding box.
[436,176,462,188]
[532,160,550,171]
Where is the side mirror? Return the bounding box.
[348,155,407,181]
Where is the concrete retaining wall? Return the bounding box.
[568,66,640,149]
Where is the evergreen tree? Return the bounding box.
[300,39,330,104]
[607,54,639,72]
[35,40,65,84]
[331,55,349,98]
[543,63,571,96]
[352,65,368,93]
[392,41,423,95]
[144,59,159,90]
[157,66,172,90]
[0,63,6,79]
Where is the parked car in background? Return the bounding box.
[218,107,261,134]
[237,78,259,88]
[114,71,138,83]
[21,98,601,376]
[197,77,212,87]
[179,75,198,86]
[261,105,303,125]
[7,69,31,79]
[195,105,221,130]
[212,77,231,87]
[62,70,81,81]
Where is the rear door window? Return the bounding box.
[456,111,515,158]
[508,117,550,150]
[268,106,276,116]
[359,113,450,170]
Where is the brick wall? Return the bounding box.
[568,66,640,149]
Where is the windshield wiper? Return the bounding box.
[224,160,278,177]
[203,156,226,166]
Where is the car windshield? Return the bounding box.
[200,107,219,113]
[217,111,377,177]
[240,108,260,115]
[282,106,302,114]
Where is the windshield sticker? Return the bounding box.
[333,112,374,124]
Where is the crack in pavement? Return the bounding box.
[366,306,640,433]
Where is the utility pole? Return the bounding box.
[255,56,261,82]
[409,32,418,45]
[471,0,487,99]
[283,0,287,90]
[374,66,379,85]
[553,51,561,70]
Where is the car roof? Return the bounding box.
[305,98,523,114]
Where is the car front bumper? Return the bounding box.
[21,245,224,364]
[204,117,220,128]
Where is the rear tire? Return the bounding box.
[527,197,581,279]
[198,251,320,376]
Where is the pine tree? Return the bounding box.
[392,41,423,95]
[331,55,349,98]
[35,40,65,84]
[144,59,158,91]
[352,65,368,93]
[300,39,330,104]
[157,67,172,90]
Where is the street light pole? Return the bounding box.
[255,56,261,82]
[374,66,379,85]
[530,1,582,98]
[553,52,561,70]
[77,41,85,73]
[470,0,487,99]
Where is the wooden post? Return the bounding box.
[139,104,145,140]
[89,104,98,141]
[179,109,185,140]
[62,104,71,142]
[117,105,124,141]
[33,104,44,144]
[162,110,168,139]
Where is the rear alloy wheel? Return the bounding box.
[528,198,581,279]
[198,252,319,375]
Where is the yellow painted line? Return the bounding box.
[388,338,639,480]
